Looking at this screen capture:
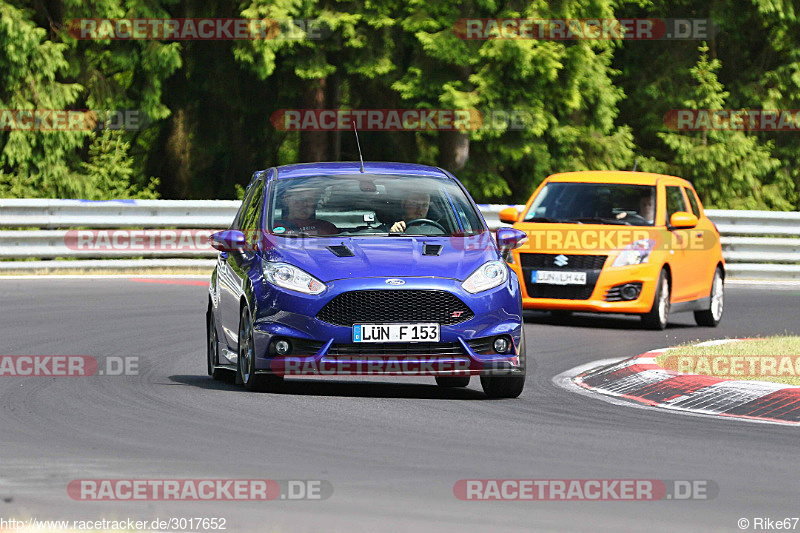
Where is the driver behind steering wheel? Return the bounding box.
[389,192,431,233]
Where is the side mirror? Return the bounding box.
[496,228,528,251]
[669,211,698,229]
[498,207,520,224]
[210,230,246,251]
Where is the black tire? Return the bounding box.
[435,376,470,388]
[480,329,526,399]
[206,309,227,380]
[237,305,282,391]
[641,269,670,330]
[695,268,724,327]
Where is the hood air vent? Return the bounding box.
[327,244,355,257]
[422,243,443,256]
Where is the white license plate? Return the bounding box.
[353,324,440,343]
[531,270,587,285]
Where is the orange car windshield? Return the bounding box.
[523,182,656,226]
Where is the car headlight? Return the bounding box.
[263,262,326,294]
[612,239,656,267]
[462,260,508,293]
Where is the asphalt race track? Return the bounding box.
[1,278,798,532]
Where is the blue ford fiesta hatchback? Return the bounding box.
[206,162,528,398]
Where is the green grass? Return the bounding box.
[656,335,800,386]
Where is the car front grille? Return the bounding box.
[525,284,596,300]
[520,253,607,301]
[317,290,474,327]
[325,336,496,357]
[327,342,467,357]
[520,253,607,270]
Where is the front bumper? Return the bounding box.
[250,275,525,376]
[511,261,659,313]
[267,342,523,377]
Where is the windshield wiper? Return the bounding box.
[569,217,631,226]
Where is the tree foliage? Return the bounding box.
[0,2,85,197]
[0,0,169,199]
[0,0,798,209]
[658,44,785,209]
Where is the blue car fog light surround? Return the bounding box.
[264,262,326,295]
[462,260,508,293]
[611,239,656,267]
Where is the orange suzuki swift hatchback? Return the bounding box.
[500,171,725,329]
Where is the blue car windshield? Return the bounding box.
[523,182,657,226]
[267,175,485,236]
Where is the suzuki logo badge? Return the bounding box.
[554,254,569,267]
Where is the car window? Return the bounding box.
[239,179,265,238]
[522,182,656,226]
[233,181,260,230]
[684,186,700,216]
[665,185,688,220]
[267,175,485,236]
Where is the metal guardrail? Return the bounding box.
[0,199,239,228]
[703,209,800,237]
[703,210,800,280]
[0,199,798,279]
[0,258,217,272]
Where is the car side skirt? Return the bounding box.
[669,295,710,314]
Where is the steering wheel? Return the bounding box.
[405,218,447,233]
[620,212,647,224]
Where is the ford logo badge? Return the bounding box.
[385,279,405,285]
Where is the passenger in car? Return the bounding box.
[275,187,338,235]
